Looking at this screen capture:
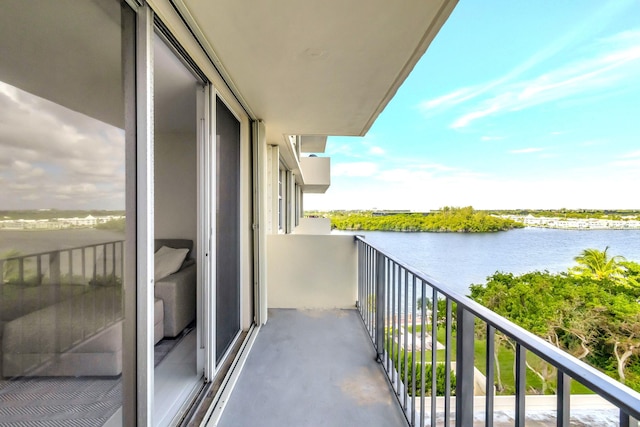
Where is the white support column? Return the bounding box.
[253,120,268,325]
[286,170,295,233]
[197,84,215,378]
[266,145,280,234]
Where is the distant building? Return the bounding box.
[501,215,640,230]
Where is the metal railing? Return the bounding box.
[0,240,124,286]
[356,236,640,427]
[1,240,125,377]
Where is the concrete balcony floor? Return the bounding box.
[216,308,406,427]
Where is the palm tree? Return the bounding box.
[571,246,626,281]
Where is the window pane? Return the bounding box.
[0,1,134,425]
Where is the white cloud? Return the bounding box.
[610,158,640,168]
[8,183,38,191]
[0,81,125,209]
[369,146,385,155]
[510,147,544,154]
[421,26,640,130]
[326,143,355,157]
[326,138,387,160]
[451,104,500,129]
[609,150,640,168]
[332,162,378,177]
[620,149,640,158]
[309,163,640,211]
[452,41,640,128]
[415,163,458,173]
[420,87,478,110]
[377,168,432,183]
[579,139,605,147]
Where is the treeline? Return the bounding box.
[470,248,640,391]
[329,206,523,232]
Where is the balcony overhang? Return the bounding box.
[173,0,458,144]
[299,156,330,194]
[300,135,327,154]
[2,1,457,150]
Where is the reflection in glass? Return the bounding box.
[0,1,133,425]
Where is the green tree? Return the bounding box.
[1,249,23,283]
[470,252,640,392]
[619,261,640,289]
[329,207,523,233]
[570,247,626,282]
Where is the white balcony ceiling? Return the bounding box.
[1,0,456,145]
[178,0,457,144]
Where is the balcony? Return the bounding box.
[300,156,331,194]
[3,236,640,426]
[203,235,640,427]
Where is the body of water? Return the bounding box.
[0,229,125,255]
[335,228,640,295]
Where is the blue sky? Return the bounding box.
[306,1,640,211]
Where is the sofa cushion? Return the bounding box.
[154,246,189,281]
[154,239,193,258]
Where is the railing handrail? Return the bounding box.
[0,239,125,262]
[355,234,640,420]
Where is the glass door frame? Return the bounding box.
[199,83,215,379]
[134,2,256,422]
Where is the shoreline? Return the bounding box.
[501,215,640,230]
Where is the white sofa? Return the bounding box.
[154,239,197,338]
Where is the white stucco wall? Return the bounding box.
[267,234,357,309]
[300,156,330,193]
[154,132,198,256]
[292,217,332,235]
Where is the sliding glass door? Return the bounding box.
[152,31,206,426]
[0,2,250,424]
[0,1,135,425]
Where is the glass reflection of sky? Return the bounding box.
[0,81,125,210]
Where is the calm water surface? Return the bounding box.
[335,228,640,295]
[0,229,125,254]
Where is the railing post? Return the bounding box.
[557,371,570,427]
[49,251,60,285]
[375,251,385,362]
[18,258,24,284]
[621,410,639,427]
[515,344,526,427]
[456,305,475,427]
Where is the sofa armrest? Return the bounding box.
[154,263,197,337]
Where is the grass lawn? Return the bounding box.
[397,325,593,395]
